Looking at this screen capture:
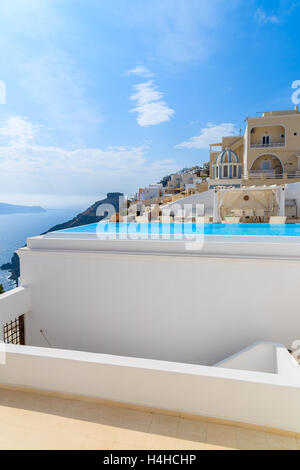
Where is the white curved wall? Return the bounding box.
[165,190,214,216]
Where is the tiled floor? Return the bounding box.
[0,389,299,450]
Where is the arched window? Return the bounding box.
[261,160,271,171]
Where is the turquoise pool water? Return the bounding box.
[59,222,300,237]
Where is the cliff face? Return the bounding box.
[42,192,124,233]
[1,192,124,284]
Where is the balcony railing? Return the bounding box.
[246,171,300,179]
[250,142,285,149]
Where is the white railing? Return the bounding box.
[250,142,285,149]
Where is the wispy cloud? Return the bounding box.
[0,116,41,145]
[129,80,174,127]
[125,65,154,78]
[18,51,102,141]
[254,7,280,25]
[110,0,235,63]
[0,116,177,197]
[176,123,238,150]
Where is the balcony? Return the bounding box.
[247,171,300,179]
[250,142,285,149]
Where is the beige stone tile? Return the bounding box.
[206,423,237,449]
[236,428,268,450]
[148,413,180,438]
[173,438,208,450]
[0,389,294,451]
[111,442,141,450]
[108,428,152,448]
[204,443,236,450]
[177,418,207,443]
[143,434,179,450]
[80,436,117,450]
[265,433,298,450]
[0,423,30,450]
[119,408,152,432]
[23,430,84,451]
[97,404,127,427]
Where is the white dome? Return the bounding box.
[215,148,239,165]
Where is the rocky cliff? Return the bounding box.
[1,192,124,284]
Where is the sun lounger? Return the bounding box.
[269,216,286,224]
[222,216,241,224]
[196,216,212,223]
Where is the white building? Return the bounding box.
[140,184,164,201]
[1,223,300,439]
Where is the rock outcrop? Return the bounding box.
[1,192,124,284]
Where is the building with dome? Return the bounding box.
[208,107,300,189]
[212,148,242,182]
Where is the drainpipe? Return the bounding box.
[279,187,286,217]
[243,120,249,179]
[213,190,220,223]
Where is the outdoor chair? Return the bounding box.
[244,209,254,222]
[254,209,266,223]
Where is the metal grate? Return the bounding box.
[3,315,25,345]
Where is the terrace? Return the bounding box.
[2,221,300,448]
[0,388,299,450]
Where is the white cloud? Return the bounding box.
[0,116,41,145]
[125,65,154,78]
[129,80,174,127]
[254,7,280,25]
[0,116,178,198]
[176,123,239,150]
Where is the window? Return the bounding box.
[216,167,219,178]
[3,315,25,345]
[261,160,271,171]
[223,166,228,178]
[262,135,271,146]
[233,166,237,178]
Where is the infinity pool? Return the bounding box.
[59,222,300,237]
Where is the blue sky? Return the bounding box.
[0,0,299,207]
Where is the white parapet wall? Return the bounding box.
[18,236,300,366]
[1,344,300,433]
[215,342,300,375]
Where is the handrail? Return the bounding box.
[246,173,300,179]
[250,142,285,148]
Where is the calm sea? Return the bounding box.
[0,208,83,291]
